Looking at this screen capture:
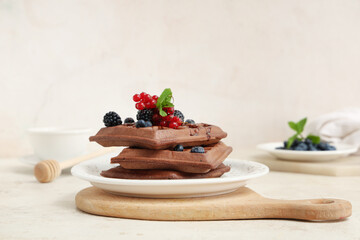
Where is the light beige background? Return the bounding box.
[1,0,360,157]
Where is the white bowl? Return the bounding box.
[71,155,269,198]
[27,127,91,161]
[257,142,358,162]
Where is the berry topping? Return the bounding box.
[150,99,157,108]
[190,146,205,153]
[152,95,159,101]
[169,121,179,129]
[133,94,141,102]
[145,121,153,127]
[174,110,184,122]
[172,116,181,124]
[173,144,184,151]
[135,102,145,110]
[136,109,154,122]
[164,107,174,114]
[140,92,147,99]
[185,119,195,124]
[144,94,152,102]
[165,114,174,122]
[103,111,122,127]
[124,117,135,124]
[160,120,167,127]
[135,120,146,128]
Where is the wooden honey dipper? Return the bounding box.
[34,147,117,183]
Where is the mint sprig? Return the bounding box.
[286,117,321,149]
[156,88,174,117]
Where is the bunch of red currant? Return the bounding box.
[133,92,158,110]
[152,107,182,129]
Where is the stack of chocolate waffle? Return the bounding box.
[90,123,232,179]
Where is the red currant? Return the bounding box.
[150,99,157,108]
[165,114,174,121]
[172,116,181,123]
[164,107,174,114]
[169,122,179,129]
[135,102,145,110]
[143,94,152,102]
[145,101,151,109]
[133,94,141,102]
[140,92,147,100]
[152,95,159,101]
[152,113,161,123]
[160,120,167,127]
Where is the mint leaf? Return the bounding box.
[156,88,172,109]
[156,88,174,116]
[287,134,299,149]
[164,102,174,107]
[306,134,321,144]
[288,121,298,132]
[159,108,167,117]
[297,117,307,133]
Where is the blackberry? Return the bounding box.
[136,109,154,122]
[124,117,135,124]
[136,120,146,128]
[145,121,152,127]
[191,146,205,153]
[173,144,184,151]
[174,110,184,122]
[103,111,122,127]
[185,119,195,125]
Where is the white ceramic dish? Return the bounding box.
[19,155,41,166]
[71,156,269,198]
[27,127,91,161]
[257,142,358,162]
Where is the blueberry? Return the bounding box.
[292,139,300,148]
[276,147,285,150]
[185,119,195,124]
[173,144,184,151]
[135,120,146,128]
[294,142,308,151]
[317,142,329,150]
[283,141,288,148]
[305,139,312,146]
[328,146,336,151]
[124,117,135,124]
[191,146,205,153]
[145,121,152,127]
[308,145,317,151]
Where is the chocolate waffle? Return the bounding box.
[100,163,231,179]
[90,123,227,150]
[111,142,232,173]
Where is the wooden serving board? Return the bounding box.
[76,187,351,221]
[251,153,360,176]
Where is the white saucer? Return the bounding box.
[71,157,269,198]
[257,142,358,162]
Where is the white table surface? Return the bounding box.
[1,154,359,240]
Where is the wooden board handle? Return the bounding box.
[248,198,352,221]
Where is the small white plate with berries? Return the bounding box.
[71,155,269,198]
[257,142,358,162]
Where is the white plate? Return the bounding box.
[71,156,269,198]
[257,142,358,162]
